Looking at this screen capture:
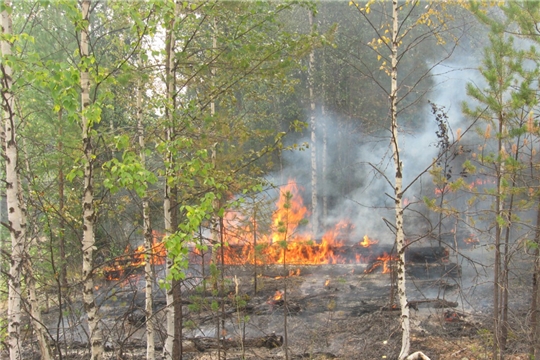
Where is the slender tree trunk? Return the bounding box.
[532,194,540,358]
[321,103,328,221]
[17,141,51,360]
[163,2,180,357]
[163,169,174,359]
[2,2,25,359]
[79,1,103,359]
[500,135,521,352]
[493,113,505,360]
[25,261,53,360]
[218,216,226,360]
[308,10,318,237]
[320,16,328,222]
[389,2,410,359]
[170,187,182,359]
[283,245,289,360]
[253,208,258,295]
[19,127,52,358]
[58,110,67,290]
[137,71,155,360]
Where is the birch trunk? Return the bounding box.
[2,2,25,358]
[137,72,155,360]
[389,1,410,359]
[320,16,328,221]
[163,2,180,357]
[308,10,318,236]
[163,155,174,360]
[322,106,327,220]
[58,111,67,290]
[25,261,53,360]
[19,149,51,359]
[80,1,103,359]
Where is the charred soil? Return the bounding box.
[9,263,532,360]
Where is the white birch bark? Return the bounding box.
[389,1,410,359]
[163,157,174,360]
[137,72,155,359]
[2,4,51,358]
[1,2,24,358]
[308,10,318,236]
[25,261,53,360]
[321,97,327,220]
[320,17,328,221]
[163,2,180,357]
[80,1,103,359]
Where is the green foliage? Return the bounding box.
[102,137,158,197]
[211,300,220,312]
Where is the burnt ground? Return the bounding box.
[6,261,533,360]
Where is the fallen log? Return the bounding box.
[221,244,448,265]
[93,334,283,354]
[226,262,459,280]
[184,333,283,352]
[293,352,337,359]
[382,299,458,311]
[408,299,458,310]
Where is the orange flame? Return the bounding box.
[273,290,284,301]
[360,235,378,247]
[103,230,166,281]
[463,234,480,246]
[364,252,397,274]
[220,179,386,266]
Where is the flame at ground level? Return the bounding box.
[219,180,392,266]
[102,230,167,281]
[102,180,400,279]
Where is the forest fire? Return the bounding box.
[273,290,284,301]
[221,180,393,267]
[102,180,449,280]
[102,231,167,281]
[365,252,396,274]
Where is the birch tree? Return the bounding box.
[0,2,51,359]
[388,2,410,357]
[79,1,104,358]
[1,1,25,358]
[308,10,318,237]
[137,68,155,360]
[162,1,180,357]
[349,0,463,358]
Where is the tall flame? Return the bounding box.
[221,179,387,266]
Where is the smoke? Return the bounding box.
[274,55,484,244]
